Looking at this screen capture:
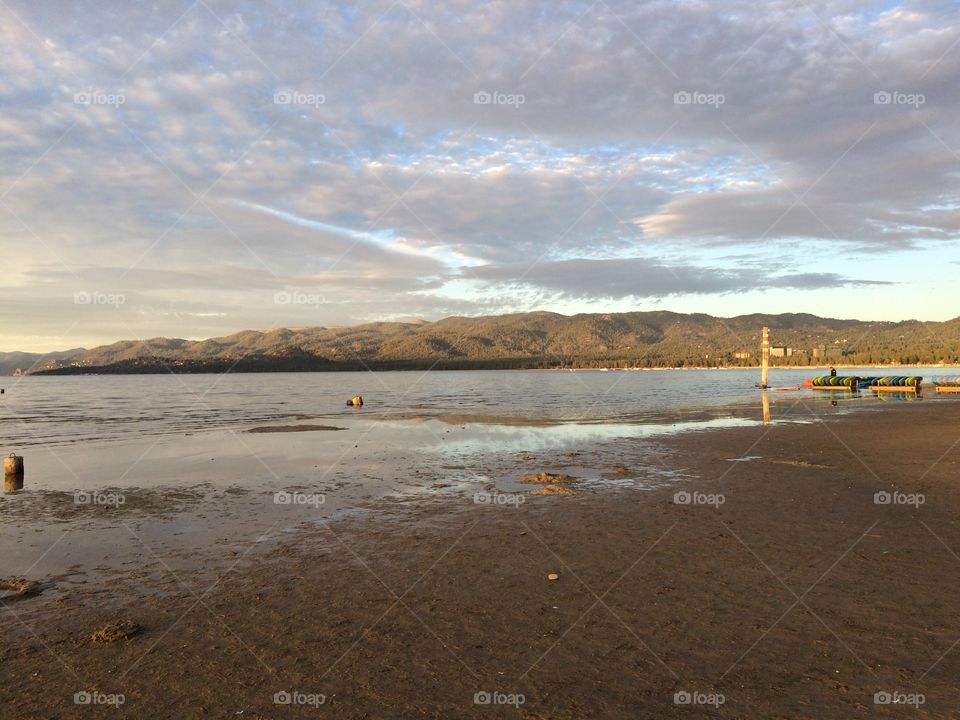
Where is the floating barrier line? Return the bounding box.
[810,375,924,391]
[811,376,860,388]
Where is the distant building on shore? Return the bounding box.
[733,351,751,360]
[770,346,793,357]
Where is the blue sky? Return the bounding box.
[1,0,959,351]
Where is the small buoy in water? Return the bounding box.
[4,454,24,493]
[547,573,559,581]
[346,395,363,407]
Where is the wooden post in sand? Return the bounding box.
[760,327,770,389]
[4,454,23,492]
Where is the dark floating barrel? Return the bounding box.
[4,454,24,493]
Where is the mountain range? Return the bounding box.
[4,311,958,375]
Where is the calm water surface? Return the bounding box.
[0,368,952,592]
[3,367,952,448]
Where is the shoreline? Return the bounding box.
[17,362,960,376]
[4,400,960,716]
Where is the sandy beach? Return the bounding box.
[2,398,960,717]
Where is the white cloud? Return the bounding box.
[1,0,958,350]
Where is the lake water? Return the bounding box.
[1,367,953,595]
[3,367,953,450]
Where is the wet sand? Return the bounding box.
[3,400,960,717]
[246,424,346,433]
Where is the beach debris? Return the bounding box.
[91,620,142,643]
[547,573,559,581]
[0,578,41,600]
[530,484,578,497]
[346,395,364,407]
[519,471,574,484]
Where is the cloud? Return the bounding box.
[467,258,891,300]
[0,0,957,350]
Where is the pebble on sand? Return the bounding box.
[547,573,559,581]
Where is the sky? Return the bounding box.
[2,0,959,352]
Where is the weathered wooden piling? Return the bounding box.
[4,454,23,492]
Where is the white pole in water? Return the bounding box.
[760,326,770,388]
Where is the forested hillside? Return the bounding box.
[6,311,959,375]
